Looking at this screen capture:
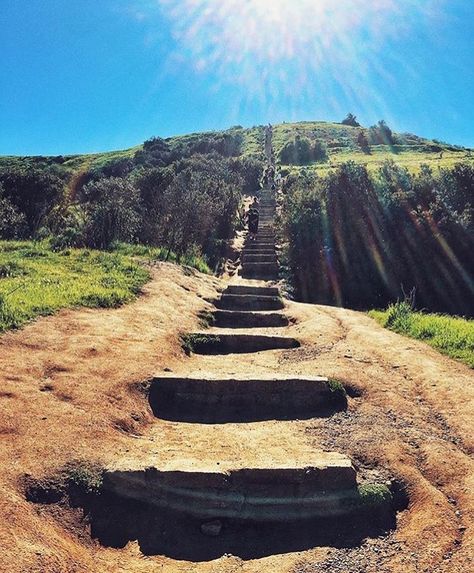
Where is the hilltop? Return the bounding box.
[1,118,473,319]
[1,120,472,178]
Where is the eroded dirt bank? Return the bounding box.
[0,263,473,573]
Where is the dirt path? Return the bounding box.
[1,143,473,571]
[0,265,472,572]
[0,265,472,573]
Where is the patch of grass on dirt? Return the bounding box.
[370,302,474,368]
[181,333,220,355]
[327,379,346,396]
[24,460,104,505]
[357,484,393,507]
[197,310,216,329]
[0,240,150,332]
[114,243,211,275]
[65,460,104,495]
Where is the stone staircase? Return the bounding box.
[239,189,279,280]
[90,135,395,560]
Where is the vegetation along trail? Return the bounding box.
[0,130,472,573]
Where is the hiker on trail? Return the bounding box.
[246,197,260,241]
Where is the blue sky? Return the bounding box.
[1,0,473,155]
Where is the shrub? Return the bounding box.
[0,166,64,234]
[341,113,361,127]
[280,160,474,316]
[368,120,395,145]
[279,136,328,165]
[385,301,413,331]
[357,130,370,153]
[0,184,27,239]
[81,178,143,249]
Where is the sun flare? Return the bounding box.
[151,0,442,111]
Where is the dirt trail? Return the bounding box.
[1,131,473,573]
[0,264,473,572]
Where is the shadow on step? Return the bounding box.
[183,333,300,355]
[148,377,347,423]
[90,495,396,562]
[212,310,289,329]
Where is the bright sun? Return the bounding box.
[153,0,441,109]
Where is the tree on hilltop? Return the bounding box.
[357,130,371,154]
[369,120,395,145]
[341,113,361,127]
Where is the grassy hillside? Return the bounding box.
[272,121,473,175]
[370,303,474,368]
[0,240,210,333]
[0,241,149,332]
[2,120,471,179]
[0,125,265,180]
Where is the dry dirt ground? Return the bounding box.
[0,262,473,573]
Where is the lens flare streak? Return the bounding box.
[150,0,442,111]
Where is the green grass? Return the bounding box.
[113,243,211,274]
[271,121,473,175]
[2,120,471,181]
[0,240,211,334]
[180,333,220,355]
[283,146,473,176]
[370,302,474,368]
[0,241,151,332]
[356,484,393,508]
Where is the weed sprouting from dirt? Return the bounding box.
[181,333,220,355]
[65,461,103,496]
[24,460,104,506]
[327,379,346,396]
[325,379,349,411]
[197,310,216,329]
[357,484,393,507]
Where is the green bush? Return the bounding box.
[280,160,474,316]
[81,178,143,249]
[0,183,27,239]
[0,166,64,235]
[279,136,328,165]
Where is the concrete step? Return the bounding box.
[242,254,278,264]
[213,310,288,328]
[240,262,279,280]
[249,229,275,235]
[245,232,275,239]
[242,249,276,257]
[216,294,284,311]
[183,333,300,354]
[101,457,369,524]
[243,244,276,252]
[243,242,275,250]
[242,262,279,274]
[225,285,280,297]
[148,375,347,423]
[246,234,275,241]
[240,270,279,281]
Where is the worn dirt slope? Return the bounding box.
[0,262,473,573]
